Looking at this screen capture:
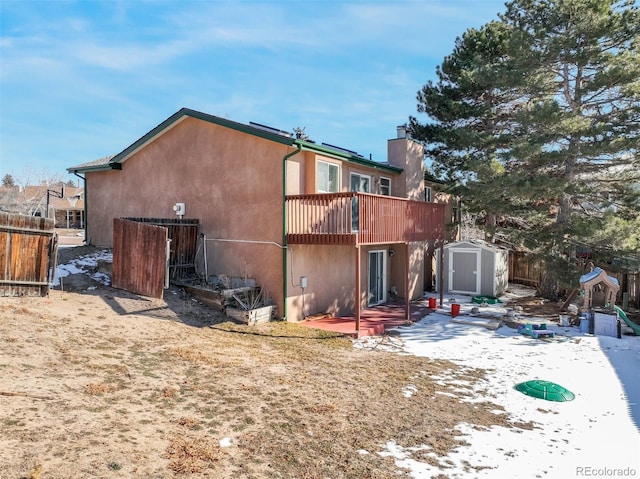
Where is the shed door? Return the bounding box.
[112,218,169,298]
[449,249,480,295]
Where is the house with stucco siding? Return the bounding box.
[68,108,445,325]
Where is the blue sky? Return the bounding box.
[0,0,507,185]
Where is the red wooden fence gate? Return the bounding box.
[112,218,169,298]
[112,217,200,299]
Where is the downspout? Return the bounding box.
[73,172,87,244]
[282,143,303,321]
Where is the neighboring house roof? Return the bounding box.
[49,185,85,210]
[424,172,447,185]
[21,184,85,211]
[68,108,403,175]
[424,172,459,197]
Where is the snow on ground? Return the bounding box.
[53,248,638,478]
[54,246,112,287]
[382,290,640,479]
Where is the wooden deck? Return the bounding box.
[300,299,435,338]
[286,192,445,245]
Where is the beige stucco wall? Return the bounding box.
[388,241,427,302]
[303,153,402,196]
[86,117,291,315]
[387,138,425,200]
[86,118,293,246]
[83,115,431,320]
[285,242,424,321]
[285,244,355,321]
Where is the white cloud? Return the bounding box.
[73,39,193,71]
[0,0,508,178]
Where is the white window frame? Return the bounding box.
[379,177,391,196]
[425,186,432,203]
[316,160,340,193]
[350,172,371,193]
[368,249,388,306]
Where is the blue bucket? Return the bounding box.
[580,318,589,333]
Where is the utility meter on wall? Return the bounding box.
[172,202,185,216]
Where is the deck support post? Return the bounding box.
[405,242,410,322]
[355,245,361,336]
[439,240,445,307]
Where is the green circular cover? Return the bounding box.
[515,380,575,402]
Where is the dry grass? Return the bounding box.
[0,265,532,478]
[83,382,115,395]
[175,416,200,429]
[162,386,179,399]
[5,305,34,316]
[165,435,219,474]
[28,464,43,479]
[166,347,220,365]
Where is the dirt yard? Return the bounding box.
[0,246,552,478]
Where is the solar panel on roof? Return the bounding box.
[321,143,362,157]
[249,122,293,138]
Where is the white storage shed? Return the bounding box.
[436,240,509,297]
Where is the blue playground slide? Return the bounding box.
[614,306,640,336]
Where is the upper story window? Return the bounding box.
[350,172,371,193]
[425,186,432,203]
[317,160,340,193]
[379,177,391,196]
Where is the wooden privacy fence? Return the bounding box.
[606,269,640,309]
[121,217,200,281]
[112,218,199,299]
[112,219,168,298]
[509,250,640,308]
[0,212,57,297]
[508,251,544,287]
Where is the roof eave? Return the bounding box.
[67,163,121,174]
[108,108,297,166]
[69,108,400,175]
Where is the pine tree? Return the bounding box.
[411,0,640,295]
[2,174,16,187]
[410,21,520,242]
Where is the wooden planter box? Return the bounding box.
[226,305,276,325]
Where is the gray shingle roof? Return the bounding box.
[67,154,114,172]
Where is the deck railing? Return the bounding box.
[286,192,445,245]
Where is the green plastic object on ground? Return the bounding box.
[515,380,575,402]
[614,306,640,336]
[471,295,501,304]
[519,323,555,339]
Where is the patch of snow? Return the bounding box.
[54,248,112,286]
[378,291,640,479]
[403,384,418,398]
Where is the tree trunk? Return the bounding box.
[537,271,559,301]
[484,212,497,243]
[557,193,572,226]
